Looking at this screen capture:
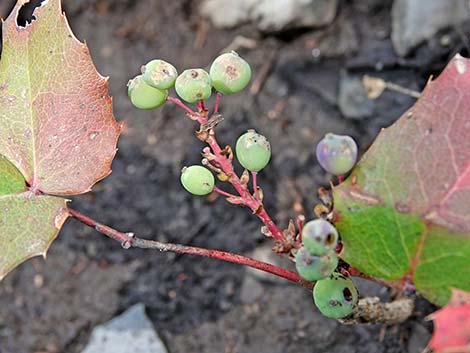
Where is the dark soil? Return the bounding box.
[0,0,464,352]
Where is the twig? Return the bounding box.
[221,35,258,53]
[362,75,420,99]
[250,48,278,95]
[67,207,313,289]
[385,81,421,99]
[339,297,415,325]
[194,19,210,50]
[347,266,400,291]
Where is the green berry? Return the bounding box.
[316,133,358,176]
[302,219,339,256]
[142,59,178,90]
[127,75,168,110]
[175,69,212,103]
[235,130,271,172]
[295,247,338,281]
[210,51,252,95]
[313,273,359,319]
[180,165,215,196]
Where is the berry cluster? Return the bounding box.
[179,128,271,196]
[128,51,251,108]
[127,52,361,320]
[127,52,269,195]
[295,219,358,318]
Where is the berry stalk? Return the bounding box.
[204,132,285,241]
[165,96,286,242]
[67,207,312,289]
[167,96,206,123]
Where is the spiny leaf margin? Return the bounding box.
[0,0,121,195]
[333,54,470,305]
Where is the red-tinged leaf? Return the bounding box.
[0,0,120,195]
[0,0,120,279]
[428,289,470,353]
[333,54,470,305]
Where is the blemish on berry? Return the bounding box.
[343,287,353,301]
[225,65,238,79]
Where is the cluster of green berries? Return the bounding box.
[127,51,252,109]
[316,133,358,176]
[295,219,358,318]
[128,53,361,321]
[180,129,271,196]
[127,60,176,110]
[128,53,259,196]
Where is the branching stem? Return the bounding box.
[205,134,285,241]
[167,97,286,242]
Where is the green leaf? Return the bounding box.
[0,152,68,280]
[333,54,470,306]
[0,193,68,281]
[0,154,25,195]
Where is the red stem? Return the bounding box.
[346,266,396,289]
[197,100,205,112]
[205,134,285,241]
[67,208,312,289]
[214,186,237,198]
[167,95,286,242]
[167,96,195,115]
[251,171,259,199]
[214,92,222,113]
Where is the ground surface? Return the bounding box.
[0,0,467,352]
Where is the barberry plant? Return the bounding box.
[1,1,470,348]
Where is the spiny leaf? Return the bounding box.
[0,0,120,195]
[0,192,68,281]
[333,54,470,305]
[0,0,120,280]
[428,289,470,353]
[0,155,68,280]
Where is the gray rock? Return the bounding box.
[407,322,431,353]
[81,304,168,353]
[338,71,374,120]
[200,0,253,29]
[392,0,469,56]
[200,0,338,32]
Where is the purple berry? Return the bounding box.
[316,133,358,175]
